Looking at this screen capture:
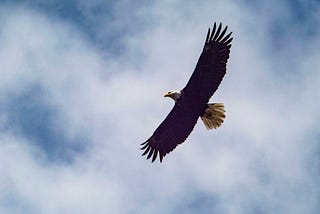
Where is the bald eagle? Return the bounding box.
[141,22,232,162]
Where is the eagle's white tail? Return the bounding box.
[201,103,225,130]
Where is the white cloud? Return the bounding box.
[0,1,319,213]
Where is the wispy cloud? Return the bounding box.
[0,1,319,213]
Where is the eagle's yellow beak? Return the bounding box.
[163,92,170,97]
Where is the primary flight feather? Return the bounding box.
[141,22,233,162]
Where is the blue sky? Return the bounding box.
[0,0,319,213]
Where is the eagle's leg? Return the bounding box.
[200,103,225,130]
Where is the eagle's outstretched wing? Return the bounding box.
[141,96,199,162]
[141,22,232,162]
[182,22,233,103]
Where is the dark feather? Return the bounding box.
[205,28,210,44]
[213,23,222,41]
[209,23,216,42]
[217,26,227,42]
[152,150,158,162]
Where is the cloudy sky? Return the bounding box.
[0,0,319,213]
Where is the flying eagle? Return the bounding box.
[141,22,232,162]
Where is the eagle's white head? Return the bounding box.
[164,90,181,102]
